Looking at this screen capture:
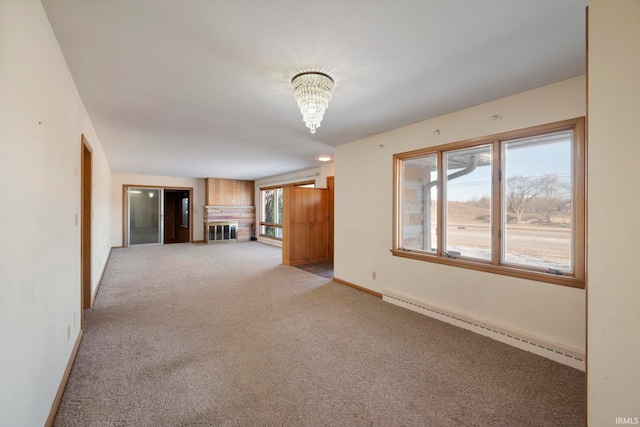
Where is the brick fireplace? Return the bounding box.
[203,206,255,242]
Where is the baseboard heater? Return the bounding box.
[204,221,237,243]
[383,290,585,371]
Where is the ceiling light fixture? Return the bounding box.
[291,71,334,134]
[318,156,332,162]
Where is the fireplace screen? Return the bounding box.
[205,222,238,243]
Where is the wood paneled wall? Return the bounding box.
[205,178,255,206]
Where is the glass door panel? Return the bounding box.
[128,187,163,246]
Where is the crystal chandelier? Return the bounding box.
[291,71,334,134]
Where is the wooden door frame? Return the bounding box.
[327,176,334,261]
[81,135,92,312]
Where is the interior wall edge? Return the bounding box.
[91,246,113,306]
[44,329,84,427]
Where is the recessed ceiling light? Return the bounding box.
[318,156,332,162]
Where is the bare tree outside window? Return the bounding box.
[532,174,571,224]
[502,132,572,271]
[506,175,541,224]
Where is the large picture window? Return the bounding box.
[393,118,585,288]
[259,181,315,240]
[260,187,283,239]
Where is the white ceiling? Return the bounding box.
[41,0,587,180]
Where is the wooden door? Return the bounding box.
[81,135,92,310]
[327,176,334,261]
[282,187,329,266]
[164,194,177,241]
[177,194,190,242]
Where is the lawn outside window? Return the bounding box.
[392,117,585,288]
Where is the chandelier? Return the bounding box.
[291,71,334,134]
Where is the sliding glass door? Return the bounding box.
[127,187,163,246]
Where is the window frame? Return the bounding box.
[259,180,313,240]
[259,186,283,240]
[392,117,586,288]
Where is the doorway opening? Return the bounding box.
[164,189,191,244]
[81,135,92,311]
[282,176,334,279]
[124,186,192,247]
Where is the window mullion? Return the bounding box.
[573,121,586,280]
[436,150,444,257]
[491,140,502,266]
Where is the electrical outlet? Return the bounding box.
[372,272,376,280]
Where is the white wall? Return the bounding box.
[89,138,113,301]
[588,1,640,424]
[335,76,586,356]
[0,1,112,425]
[110,173,205,246]
[318,161,335,188]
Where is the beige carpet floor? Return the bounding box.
[54,242,585,426]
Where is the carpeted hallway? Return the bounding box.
[54,242,585,426]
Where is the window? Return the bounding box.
[393,118,585,288]
[181,197,189,228]
[260,187,283,239]
[259,180,315,240]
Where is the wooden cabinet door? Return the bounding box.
[282,187,329,265]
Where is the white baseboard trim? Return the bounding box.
[383,290,585,371]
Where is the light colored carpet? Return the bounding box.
[54,242,585,426]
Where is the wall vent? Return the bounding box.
[383,291,585,371]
